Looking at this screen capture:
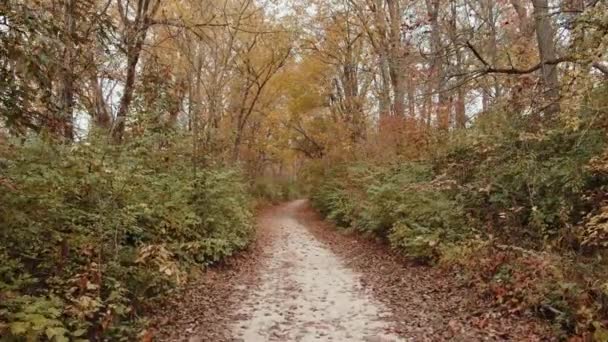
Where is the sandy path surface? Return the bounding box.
[155,200,551,341]
[231,200,402,341]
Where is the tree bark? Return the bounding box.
[426,0,448,130]
[371,0,392,119]
[60,0,76,140]
[510,0,535,36]
[450,2,466,128]
[90,73,112,129]
[112,43,144,142]
[386,0,405,118]
[406,72,416,118]
[112,0,161,142]
[481,0,500,110]
[532,0,561,118]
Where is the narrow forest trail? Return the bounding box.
[156,201,552,342]
[230,200,401,341]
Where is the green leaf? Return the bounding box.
[593,321,608,342]
[9,321,30,335]
[71,328,88,337]
[45,326,68,340]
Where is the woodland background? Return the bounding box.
[1,0,608,340]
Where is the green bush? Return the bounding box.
[311,115,607,259]
[311,162,467,260]
[0,133,253,340]
[307,81,608,337]
[311,166,363,228]
[251,176,301,203]
[436,123,606,246]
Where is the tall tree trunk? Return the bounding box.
[450,2,466,128]
[377,54,392,119]
[510,0,535,36]
[192,49,204,169]
[532,0,561,118]
[60,0,75,140]
[90,73,111,129]
[112,40,145,142]
[344,62,364,140]
[82,36,112,131]
[426,0,448,130]
[406,70,416,118]
[112,0,161,142]
[455,87,466,128]
[448,2,466,128]
[481,0,500,110]
[367,0,392,119]
[168,79,185,127]
[386,0,405,117]
[342,14,364,139]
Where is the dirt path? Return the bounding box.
[156,200,552,341]
[231,200,401,341]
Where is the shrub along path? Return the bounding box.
[155,200,553,341]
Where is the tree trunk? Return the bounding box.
[532,0,560,118]
[386,0,405,118]
[60,0,75,140]
[368,0,392,120]
[112,45,142,142]
[406,71,416,118]
[481,0,500,109]
[377,53,392,119]
[450,2,466,128]
[90,73,111,129]
[455,87,466,128]
[426,0,448,130]
[510,0,535,36]
[112,0,160,142]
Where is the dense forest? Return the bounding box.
[1,0,608,340]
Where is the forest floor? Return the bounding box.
[154,200,553,341]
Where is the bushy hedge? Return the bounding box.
[435,116,607,247]
[312,109,607,254]
[310,107,608,335]
[311,163,467,262]
[0,133,253,341]
[250,176,301,204]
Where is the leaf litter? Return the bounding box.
[153,200,553,341]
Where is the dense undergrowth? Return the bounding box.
[0,132,253,341]
[250,176,302,204]
[309,88,608,339]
